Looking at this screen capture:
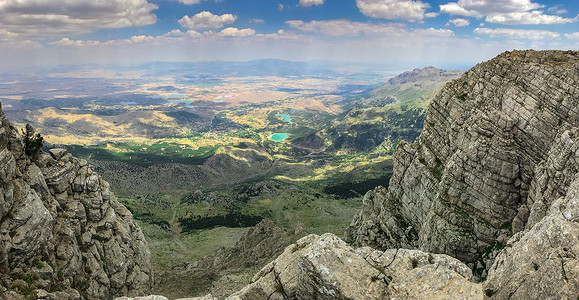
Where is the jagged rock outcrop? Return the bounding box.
[346,50,579,296]
[226,233,483,299]
[116,295,216,300]
[0,103,152,299]
[483,130,579,299]
[346,50,579,259]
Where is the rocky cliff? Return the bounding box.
[0,104,152,299]
[346,50,579,286]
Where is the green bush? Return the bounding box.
[22,124,43,157]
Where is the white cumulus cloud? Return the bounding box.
[564,32,579,39]
[0,0,158,39]
[219,27,256,37]
[447,18,470,27]
[174,0,202,4]
[179,11,237,30]
[299,0,324,7]
[286,19,454,38]
[356,0,432,21]
[440,0,573,25]
[51,38,102,47]
[130,35,155,43]
[485,11,573,24]
[474,27,560,40]
[440,0,541,17]
[286,20,405,36]
[170,0,226,4]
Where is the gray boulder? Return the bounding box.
[226,233,483,300]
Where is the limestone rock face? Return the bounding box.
[0,104,152,299]
[483,132,579,299]
[226,233,483,300]
[346,50,579,266]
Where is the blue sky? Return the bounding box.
[0,0,577,71]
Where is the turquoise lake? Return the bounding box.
[276,114,292,123]
[270,133,290,142]
[168,99,193,107]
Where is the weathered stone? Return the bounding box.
[483,145,579,299]
[49,148,69,160]
[226,234,483,300]
[175,296,217,300]
[114,295,218,300]
[34,288,81,300]
[346,50,579,267]
[115,296,169,300]
[0,107,152,299]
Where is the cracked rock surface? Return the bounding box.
[226,233,483,300]
[0,104,152,299]
[483,133,579,299]
[345,50,579,297]
[346,50,579,261]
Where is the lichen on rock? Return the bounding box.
[226,233,483,300]
[0,103,152,299]
[345,50,579,297]
[346,50,579,266]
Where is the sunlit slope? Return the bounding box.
[350,66,464,110]
[321,67,463,153]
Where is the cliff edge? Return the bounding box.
[346,50,579,295]
[0,104,152,299]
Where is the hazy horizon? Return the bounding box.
[0,0,577,72]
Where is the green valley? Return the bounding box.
[1,61,462,298]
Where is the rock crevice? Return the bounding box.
[345,50,579,298]
[346,50,579,264]
[0,104,152,299]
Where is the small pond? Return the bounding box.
[276,114,292,123]
[270,133,290,142]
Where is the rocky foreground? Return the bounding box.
[0,106,152,298]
